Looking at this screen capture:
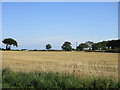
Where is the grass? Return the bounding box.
[2,68,119,89]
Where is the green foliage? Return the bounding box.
[61,41,72,51]
[76,43,88,51]
[46,44,52,50]
[105,49,120,53]
[106,40,120,49]
[76,39,120,52]
[2,68,119,89]
[90,39,120,52]
[92,43,98,50]
[2,38,18,50]
[85,41,94,50]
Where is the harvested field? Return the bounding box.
[2,51,118,80]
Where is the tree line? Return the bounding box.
[1,38,120,53]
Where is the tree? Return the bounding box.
[92,42,102,50]
[106,39,120,50]
[115,39,120,49]
[76,43,88,51]
[2,38,18,50]
[61,41,72,51]
[100,41,108,50]
[46,44,52,50]
[92,43,98,50]
[85,41,94,50]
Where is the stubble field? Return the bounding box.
[2,51,118,80]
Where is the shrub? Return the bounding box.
[2,68,120,89]
[105,49,120,53]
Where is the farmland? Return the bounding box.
[2,51,118,80]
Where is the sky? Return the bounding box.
[2,2,118,50]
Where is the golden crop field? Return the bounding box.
[2,51,118,80]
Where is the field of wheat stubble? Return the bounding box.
[2,51,118,81]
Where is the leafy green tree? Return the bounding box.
[76,43,88,51]
[92,43,102,50]
[92,43,97,50]
[2,38,18,50]
[106,39,120,50]
[100,41,108,50]
[115,39,120,49]
[46,44,52,50]
[61,41,72,51]
[85,41,94,50]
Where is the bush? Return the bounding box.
[2,68,120,89]
[105,49,120,53]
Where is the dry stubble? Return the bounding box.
[2,51,118,80]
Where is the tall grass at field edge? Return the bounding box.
[2,68,120,89]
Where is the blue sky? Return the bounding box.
[2,2,118,50]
